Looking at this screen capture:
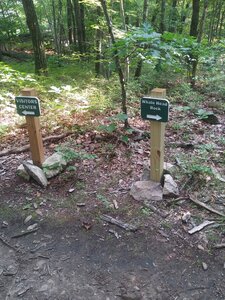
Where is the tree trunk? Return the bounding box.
[190,0,200,37]
[99,0,128,128]
[197,0,208,42]
[67,0,73,44]
[52,0,60,54]
[169,0,178,32]
[134,0,149,79]
[73,0,86,53]
[160,0,166,33]
[179,1,190,34]
[189,0,200,88]
[21,0,48,75]
[95,6,102,76]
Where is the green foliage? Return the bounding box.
[195,109,214,120]
[56,146,96,163]
[140,207,152,216]
[169,83,203,104]
[98,113,128,133]
[96,194,111,209]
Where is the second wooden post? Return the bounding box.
[150,88,167,182]
[21,88,44,167]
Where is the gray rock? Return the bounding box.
[2,221,8,228]
[163,174,179,197]
[23,162,48,187]
[27,223,38,231]
[24,215,32,224]
[202,262,208,271]
[130,180,163,202]
[42,153,67,178]
[16,160,33,181]
[3,265,18,276]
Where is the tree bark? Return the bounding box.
[190,0,200,37]
[99,0,128,128]
[67,0,73,44]
[21,0,48,75]
[134,0,149,79]
[189,0,200,88]
[169,0,178,32]
[160,0,166,33]
[95,6,102,76]
[197,0,208,42]
[73,0,86,53]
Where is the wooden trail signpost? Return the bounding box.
[141,88,169,182]
[15,88,44,167]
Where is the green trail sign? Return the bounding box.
[15,96,41,117]
[141,97,169,122]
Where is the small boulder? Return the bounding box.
[163,174,179,197]
[16,160,33,181]
[130,180,163,202]
[42,153,67,178]
[23,162,48,188]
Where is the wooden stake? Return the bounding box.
[150,88,166,182]
[21,88,44,167]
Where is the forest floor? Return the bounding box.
[0,82,225,299]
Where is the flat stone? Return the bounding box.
[27,223,38,231]
[43,153,67,178]
[23,162,48,187]
[163,174,179,197]
[2,221,8,228]
[130,180,163,202]
[3,265,18,276]
[16,160,33,181]
[24,215,32,224]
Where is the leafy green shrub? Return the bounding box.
[56,146,96,163]
[169,82,203,104]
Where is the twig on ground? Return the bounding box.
[0,235,20,252]
[11,228,39,238]
[100,214,138,231]
[213,243,225,249]
[188,220,215,235]
[189,195,225,217]
[144,202,169,218]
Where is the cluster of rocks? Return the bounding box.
[130,162,179,203]
[17,152,68,187]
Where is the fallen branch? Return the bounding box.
[188,220,215,235]
[100,214,138,231]
[0,235,20,252]
[11,228,38,238]
[144,202,169,218]
[189,196,225,217]
[0,132,72,157]
[213,243,225,249]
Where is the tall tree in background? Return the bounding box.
[73,0,86,53]
[189,0,200,87]
[100,0,128,128]
[160,0,166,33]
[134,0,149,79]
[21,0,47,75]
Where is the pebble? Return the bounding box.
[33,203,38,209]
[197,245,205,251]
[202,262,208,271]
[2,221,8,228]
[24,215,32,224]
[3,265,18,276]
[182,212,191,223]
[27,223,38,231]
